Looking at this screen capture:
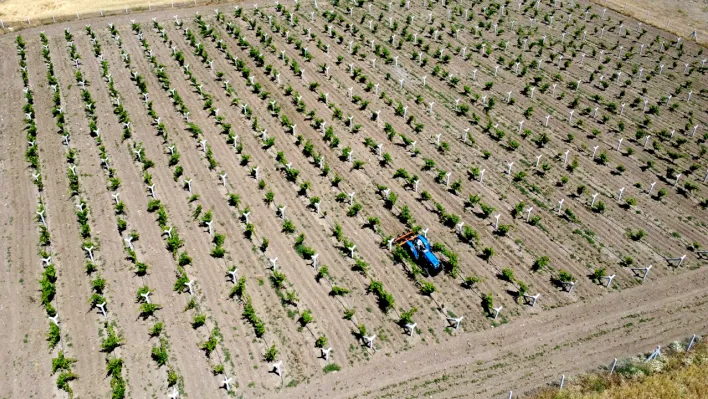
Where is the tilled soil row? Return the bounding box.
[159,15,439,350]
[280,4,704,288]
[30,35,111,398]
[99,23,303,393]
[0,38,58,399]
[111,20,352,387]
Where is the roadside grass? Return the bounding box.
[531,340,707,399]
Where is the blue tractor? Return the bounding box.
[394,231,441,275]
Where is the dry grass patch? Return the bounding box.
[532,339,707,399]
[0,0,197,24]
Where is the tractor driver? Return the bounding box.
[415,238,424,251]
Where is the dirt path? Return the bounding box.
[280,265,708,398]
[0,0,208,25]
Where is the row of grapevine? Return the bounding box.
[135,18,323,366]
[103,23,235,392]
[61,28,128,398]
[17,34,78,396]
[214,7,464,328]
[81,24,187,394]
[172,11,402,346]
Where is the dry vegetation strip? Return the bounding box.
[0,0,194,24]
[531,339,707,399]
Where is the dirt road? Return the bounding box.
[280,265,708,398]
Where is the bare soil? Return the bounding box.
[0,0,198,25]
[279,266,708,398]
[590,0,708,46]
[0,0,706,397]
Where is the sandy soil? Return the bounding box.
[280,265,708,398]
[0,39,56,399]
[590,0,708,46]
[0,0,706,397]
[0,0,201,25]
[22,36,113,398]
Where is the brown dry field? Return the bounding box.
[590,0,708,47]
[0,0,196,24]
[0,0,706,398]
[1,0,706,42]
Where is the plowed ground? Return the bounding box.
[0,0,706,397]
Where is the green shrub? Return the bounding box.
[264,344,278,361]
[501,268,515,282]
[330,286,350,296]
[323,363,341,373]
